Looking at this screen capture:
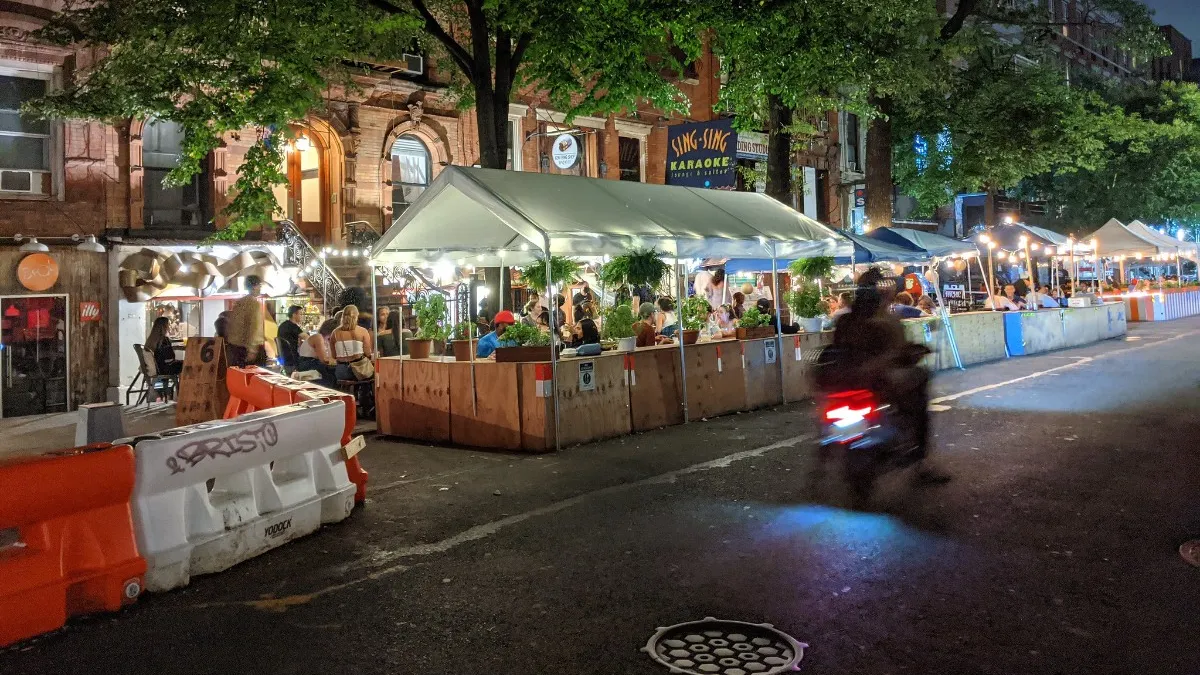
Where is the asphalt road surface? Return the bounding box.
[5,318,1200,675]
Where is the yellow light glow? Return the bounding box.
[978,234,990,243]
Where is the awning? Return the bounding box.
[370,166,845,265]
[866,227,979,258]
[1086,218,1161,258]
[713,230,927,274]
[1125,220,1199,256]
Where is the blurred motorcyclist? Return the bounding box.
[828,268,946,481]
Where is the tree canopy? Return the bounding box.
[34,0,699,237]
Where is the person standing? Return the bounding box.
[331,306,374,381]
[227,275,267,367]
[278,305,304,373]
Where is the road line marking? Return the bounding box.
[932,328,1200,407]
[193,432,815,612]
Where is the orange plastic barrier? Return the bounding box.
[0,444,146,647]
[224,368,368,503]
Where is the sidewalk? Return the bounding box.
[0,404,178,458]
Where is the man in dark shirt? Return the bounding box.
[278,305,304,373]
[338,269,373,328]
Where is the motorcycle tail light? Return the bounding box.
[824,390,876,428]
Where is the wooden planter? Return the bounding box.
[681,329,701,345]
[494,345,553,362]
[408,338,433,359]
[452,339,478,361]
[735,326,776,340]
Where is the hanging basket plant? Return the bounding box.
[788,256,835,283]
[599,247,671,291]
[517,255,582,293]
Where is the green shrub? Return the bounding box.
[601,304,636,340]
[413,294,449,341]
[738,306,773,328]
[502,322,550,347]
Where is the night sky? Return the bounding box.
[1144,0,1200,48]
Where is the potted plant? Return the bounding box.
[601,303,637,352]
[787,256,834,333]
[599,248,671,294]
[493,321,553,362]
[518,255,582,293]
[679,296,709,345]
[450,320,477,361]
[784,285,827,333]
[409,293,449,359]
[735,305,776,340]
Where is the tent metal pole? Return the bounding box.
[371,266,379,353]
[543,236,561,452]
[928,259,964,371]
[499,266,506,311]
[675,248,689,424]
[770,251,785,404]
[966,257,973,307]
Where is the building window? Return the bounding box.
[143,119,210,228]
[618,137,642,182]
[507,118,523,171]
[391,134,431,218]
[843,113,861,173]
[0,72,52,196]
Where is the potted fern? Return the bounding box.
[409,294,449,359]
[787,256,834,333]
[735,305,776,340]
[601,303,637,352]
[599,248,671,293]
[493,321,553,363]
[679,296,709,345]
[450,320,477,361]
[518,255,582,293]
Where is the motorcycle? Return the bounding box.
[811,343,931,500]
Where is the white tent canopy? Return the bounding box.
[1125,220,1199,256]
[1088,218,1162,258]
[371,166,846,266]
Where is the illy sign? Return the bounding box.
[80,301,101,322]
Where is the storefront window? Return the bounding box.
[1,295,67,417]
[145,300,202,342]
[391,135,431,220]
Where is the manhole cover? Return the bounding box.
[643,618,806,675]
[1181,540,1200,568]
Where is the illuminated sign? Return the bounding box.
[666,119,736,189]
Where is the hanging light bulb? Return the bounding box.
[294,134,312,152]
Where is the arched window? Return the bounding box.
[391,134,431,220]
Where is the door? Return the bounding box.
[0,295,69,418]
[272,132,328,247]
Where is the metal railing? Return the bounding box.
[277,219,345,306]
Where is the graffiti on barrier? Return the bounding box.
[166,422,280,475]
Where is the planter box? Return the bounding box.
[735,326,776,340]
[681,329,701,345]
[494,345,553,363]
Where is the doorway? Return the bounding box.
[0,294,69,418]
[273,131,328,247]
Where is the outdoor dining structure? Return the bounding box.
[368,166,845,451]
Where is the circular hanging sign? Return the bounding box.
[551,133,579,169]
[17,253,59,292]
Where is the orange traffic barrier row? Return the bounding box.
[224,367,368,503]
[0,444,146,647]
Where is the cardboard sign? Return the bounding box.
[176,337,229,426]
[79,301,101,322]
[578,361,595,392]
[942,283,971,313]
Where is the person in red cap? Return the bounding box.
[476,309,517,358]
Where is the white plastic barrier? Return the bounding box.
[125,401,355,592]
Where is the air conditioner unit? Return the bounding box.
[0,170,48,195]
[400,53,424,76]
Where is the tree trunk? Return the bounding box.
[983,186,997,229]
[474,86,508,170]
[865,96,894,229]
[765,94,794,206]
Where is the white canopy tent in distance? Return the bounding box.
[371,166,845,450]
